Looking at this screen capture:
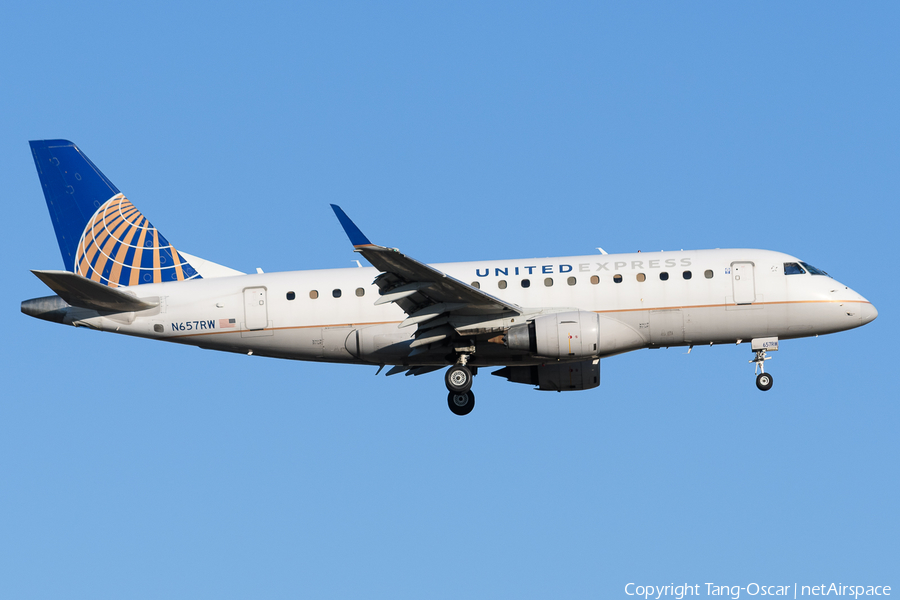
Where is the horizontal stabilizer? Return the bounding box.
[31,270,159,312]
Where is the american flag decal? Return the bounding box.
[219,318,236,329]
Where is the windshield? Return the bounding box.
[800,262,830,277]
[784,262,806,275]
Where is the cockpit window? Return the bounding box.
[784,262,806,275]
[800,262,830,276]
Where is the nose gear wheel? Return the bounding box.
[750,349,774,391]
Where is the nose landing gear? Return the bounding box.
[750,337,778,391]
[755,371,774,391]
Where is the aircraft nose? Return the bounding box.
[859,302,878,326]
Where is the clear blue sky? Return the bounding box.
[1,2,897,598]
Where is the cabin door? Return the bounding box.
[731,262,756,305]
[243,287,269,330]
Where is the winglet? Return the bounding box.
[330,205,372,247]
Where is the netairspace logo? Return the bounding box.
[624,582,892,599]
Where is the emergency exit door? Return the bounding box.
[731,262,756,305]
[243,287,268,330]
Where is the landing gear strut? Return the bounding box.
[749,337,778,392]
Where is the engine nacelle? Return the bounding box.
[493,360,600,391]
[507,311,599,359]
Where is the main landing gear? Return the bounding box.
[445,365,473,393]
[447,390,475,416]
[445,355,476,415]
[750,337,778,391]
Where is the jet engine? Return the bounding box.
[506,311,599,359]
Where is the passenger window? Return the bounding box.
[636,273,646,282]
[498,280,507,289]
[355,287,365,297]
[590,275,599,285]
[613,274,622,283]
[521,279,531,288]
[660,272,669,281]
[567,276,576,286]
[333,289,342,298]
[309,290,319,299]
[286,291,296,300]
[544,278,553,287]
[471,281,480,289]
[704,270,714,279]
[784,262,806,275]
[683,271,692,280]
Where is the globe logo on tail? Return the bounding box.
[74,194,200,287]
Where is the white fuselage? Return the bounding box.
[55,248,875,369]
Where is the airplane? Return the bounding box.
[22,139,878,415]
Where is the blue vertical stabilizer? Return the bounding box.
[30,140,119,271]
[29,139,200,287]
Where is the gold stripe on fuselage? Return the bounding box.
[166,299,872,340]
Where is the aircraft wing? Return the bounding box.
[331,205,521,354]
